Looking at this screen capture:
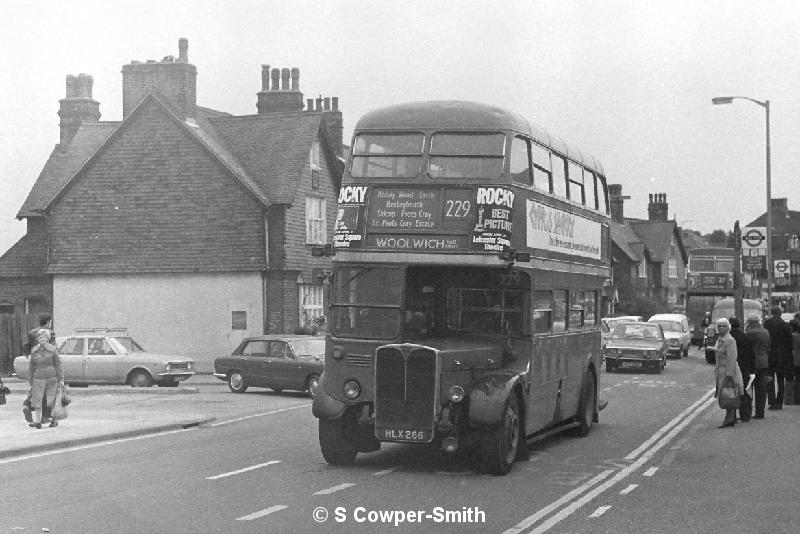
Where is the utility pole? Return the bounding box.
[733,221,744,322]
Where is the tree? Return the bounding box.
[707,229,730,247]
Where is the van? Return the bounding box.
[704,297,764,363]
[647,313,691,358]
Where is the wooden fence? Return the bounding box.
[0,315,39,375]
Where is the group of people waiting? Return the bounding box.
[714,306,800,428]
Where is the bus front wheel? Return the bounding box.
[480,395,520,476]
[574,372,596,437]
[319,416,357,465]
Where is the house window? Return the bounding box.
[231,311,247,330]
[299,284,325,326]
[24,297,47,315]
[0,304,14,315]
[668,258,678,278]
[638,261,647,279]
[310,140,320,170]
[306,197,327,244]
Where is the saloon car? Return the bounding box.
[600,315,642,346]
[213,335,325,396]
[647,313,691,358]
[603,321,667,373]
[13,328,195,387]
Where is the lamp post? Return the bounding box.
[712,96,772,309]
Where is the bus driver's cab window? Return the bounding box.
[404,284,437,338]
[533,291,553,333]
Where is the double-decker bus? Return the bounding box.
[685,247,735,361]
[312,101,611,475]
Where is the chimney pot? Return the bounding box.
[261,65,270,92]
[316,95,323,110]
[281,68,290,90]
[271,68,280,91]
[323,97,330,111]
[306,98,314,111]
[291,68,300,90]
[332,97,339,111]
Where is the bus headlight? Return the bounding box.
[343,379,361,399]
[448,385,465,403]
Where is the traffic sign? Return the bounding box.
[774,259,790,278]
[742,227,766,248]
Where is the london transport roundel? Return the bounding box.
[742,228,765,248]
[775,260,789,273]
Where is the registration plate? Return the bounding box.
[379,428,429,442]
[621,362,642,368]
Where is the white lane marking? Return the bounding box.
[619,484,637,495]
[206,460,281,480]
[589,506,611,518]
[643,467,658,477]
[527,395,716,534]
[373,466,401,476]
[235,505,287,521]
[0,427,195,465]
[624,388,715,461]
[313,483,356,495]
[209,404,310,427]
[501,470,615,534]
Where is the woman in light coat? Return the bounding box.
[28,328,63,429]
[715,318,744,428]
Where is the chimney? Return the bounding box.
[608,184,629,223]
[771,197,789,222]
[257,65,303,114]
[321,96,343,156]
[58,73,101,147]
[122,38,197,119]
[648,192,669,222]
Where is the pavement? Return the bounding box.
[0,374,222,460]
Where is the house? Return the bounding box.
[607,184,655,315]
[0,39,343,371]
[627,194,688,308]
[746,197,800,296]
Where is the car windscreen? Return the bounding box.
[611,324,661,340]
[289,339,325,357]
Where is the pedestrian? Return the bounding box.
[763,306,793,410]
[28,328,64,429]
[714,318,743,428]
[701,311,712,329]
[746,314,771,419]
[791,319,800,404]
[22,315,56,424]
[729,316,754,422]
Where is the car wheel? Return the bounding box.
[306,374,320,398]
[573,371,597,437]
[480,394,521,476]
[319,416,358,465]
[129,370,153,388]
[228,371,247,393]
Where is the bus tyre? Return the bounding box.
[574,372,596,437]
[319,417,357,465]
[480,395,520,476]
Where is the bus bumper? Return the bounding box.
[312,385,348,420]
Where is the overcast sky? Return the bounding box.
[2,0,799,254]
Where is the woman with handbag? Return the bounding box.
[714,318,744,428]
[28,328,63,429]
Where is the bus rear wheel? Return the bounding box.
[480,395,520,476]
[573,372,596,437]
[319,416,357,465]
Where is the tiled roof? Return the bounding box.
[17,123,118,217]
[610,220,645,261]
[208,112,323,204]
[628,220,687,263]
[0,230,48,277]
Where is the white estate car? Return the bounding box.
[647,313,691,358]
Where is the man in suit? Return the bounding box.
[746,315,771,419]
[729,317,754,421]
[763,306,794,409]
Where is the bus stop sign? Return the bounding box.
[742,227,766,248]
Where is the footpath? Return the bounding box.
[0,375,221,460]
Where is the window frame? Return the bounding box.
[305,196,327,245]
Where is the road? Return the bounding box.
[2,348,798,534]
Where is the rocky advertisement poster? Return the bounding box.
[334,185,367,249]
[470,186,514,252]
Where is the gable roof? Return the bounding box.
[628,219,688,263]
[610,220,642,262]
[207,111,327,204]
[17,123,118,218]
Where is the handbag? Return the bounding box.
[50,383,68,420]
[718,376,741,409]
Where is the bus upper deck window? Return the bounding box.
[531,143,552,192]
[551,155,567,199]
[510,137,532,185]
[350,133,424,178]
[428,132,505,179]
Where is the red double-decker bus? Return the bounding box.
[313,101,611,474]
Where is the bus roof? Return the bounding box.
[688,247,735,256]
[354,100,605,175]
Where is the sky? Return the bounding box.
[2,0,800,254]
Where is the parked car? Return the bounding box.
[704,298,764,364]
[213,335,325,397]
[647,313,691,359]
[603,321,667,373]
[13,328,195,387]
[601,316,643,346]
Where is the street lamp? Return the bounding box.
[712,95,772,309]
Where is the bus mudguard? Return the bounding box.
[312,384,348,420]
[468,371,522,428]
